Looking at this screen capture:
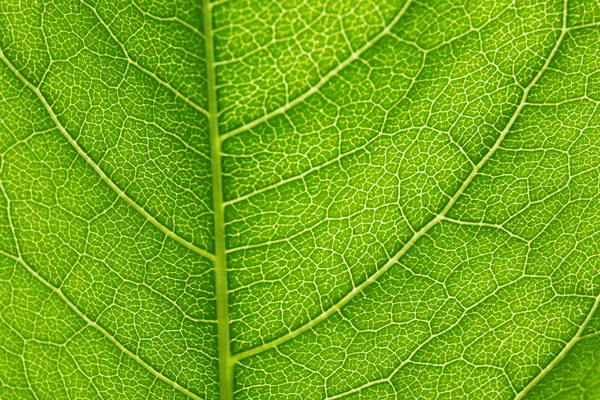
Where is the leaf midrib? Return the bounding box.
[202,2,233,400]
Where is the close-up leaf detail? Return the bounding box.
[1,0,600,399]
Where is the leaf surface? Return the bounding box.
[1,0,600,399]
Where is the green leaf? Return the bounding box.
[1,0,600,399]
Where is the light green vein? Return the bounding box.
[511,9,590,399]
[0,47,215,263]
[79,0,210,118]
[317,3,573,399]
[219,0,414,141]
[221,0,521,209]
[130,0,205,38]
[231,10,568,363]
[0,248,204,400]
[514,293,600,399]
[202,1,233,399]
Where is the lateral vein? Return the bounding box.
[231,11,569,363]
[0,48,215,263]
[513,293,600,399]
[79,0,210,118]
[0,249,204,400]
[219,0,415,142]
[512,3,589,397]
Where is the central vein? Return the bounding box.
[202,1,233,399]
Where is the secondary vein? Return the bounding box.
[80,0,211,118]
[0,47,215,264]
[218,0,415,142]
[0,248,205,400]
[514,293,600,399]
[231,7,569,364]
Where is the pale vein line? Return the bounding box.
[130,0,205,38]
[202,1,233,399]
[63,346,106,399]
[327,4,572,399]
[578,329,600,341]
[0,48,215,263]
[0,248,204,400]
[328,284,596,400]
[223,130,394,208]
[0,161,36,400]
[79,0,210,118]
[326,273,590,399]
[221,0,522,208]
[324,282,520,399]
[513,293,600,399]
[219,0,415,142]
[231,14,568,363]
[125,115,211,162]
[567,21,600,31]
[440,216,529,243]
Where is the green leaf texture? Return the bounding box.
[1,0,600,399]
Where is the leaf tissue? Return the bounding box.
[1,0,600,399]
